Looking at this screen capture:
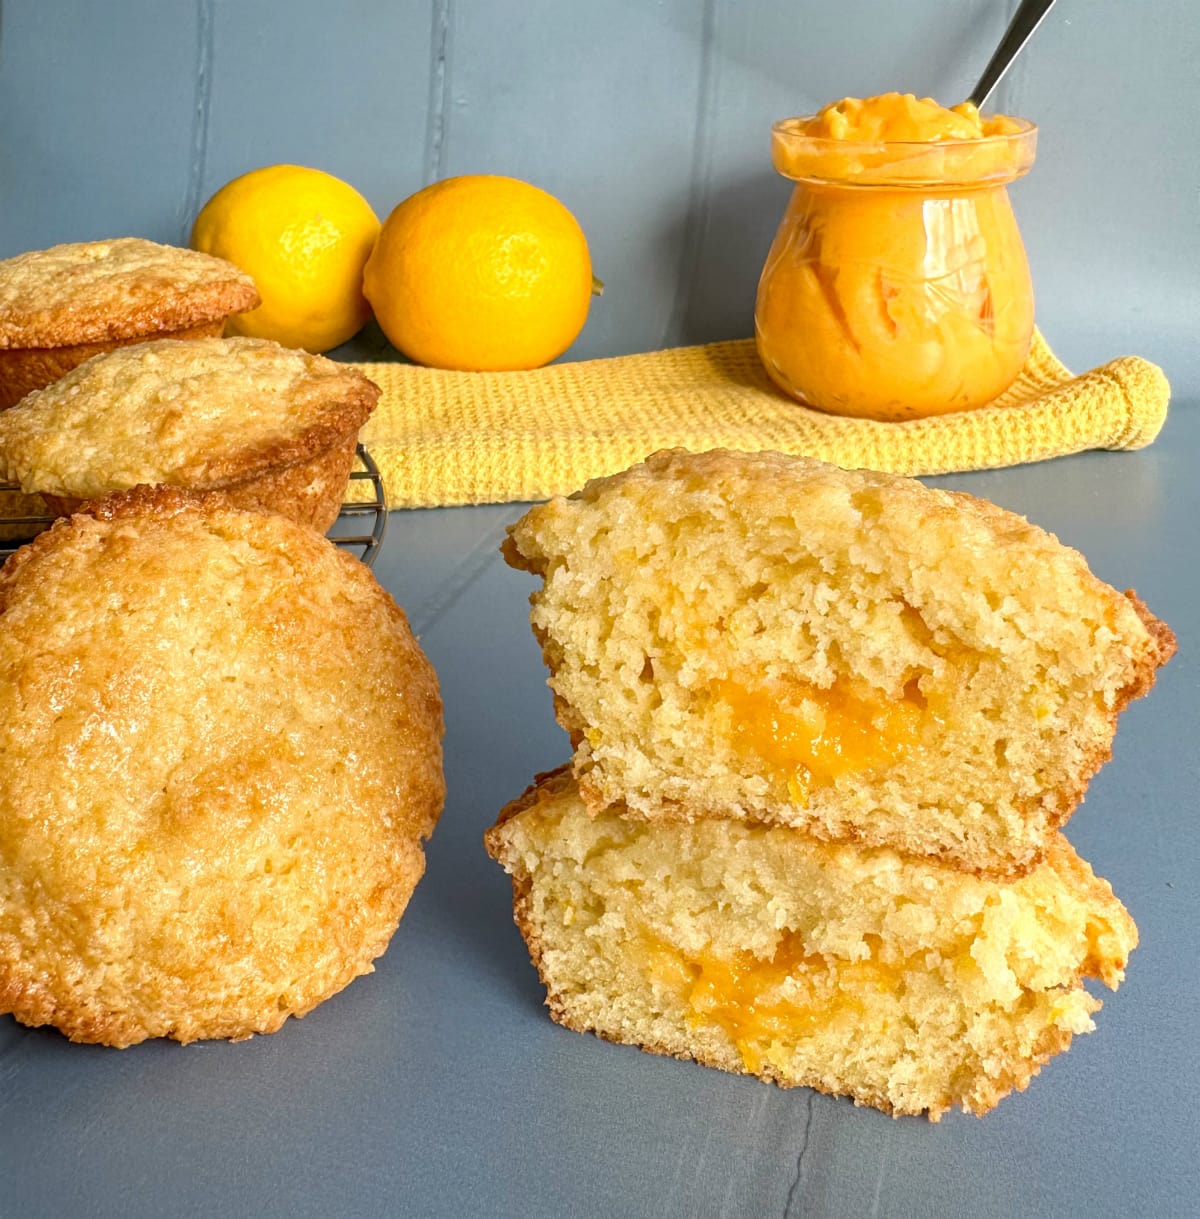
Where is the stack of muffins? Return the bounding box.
[0,237,380,535]
[487,448,1175,1119]
[0,238,445,1047]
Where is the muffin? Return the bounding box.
[0,336,381,532]
[503,449,1175,877]
[485,768,1137,1120]
[0,486,444,1047]
[0,237,259,409]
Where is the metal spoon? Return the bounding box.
[969,0,1057,108]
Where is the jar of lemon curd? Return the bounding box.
[755,93,1038,421]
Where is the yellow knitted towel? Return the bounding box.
[368,331,1159,507]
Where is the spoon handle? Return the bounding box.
[969,0,1057,109]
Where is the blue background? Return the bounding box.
[0,0,1196,384]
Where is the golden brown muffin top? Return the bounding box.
[0,486,444,1046]
[0,336,380,498]
[0,237,260,349]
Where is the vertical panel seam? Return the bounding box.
[782,1090,816,1217]
[664,0,720,347]
[867,1119,893,1218]
[423,0,454,185]
[179,0,215,242]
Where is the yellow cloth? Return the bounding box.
[354,330,1165,508]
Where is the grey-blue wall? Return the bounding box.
[1,0,1196,385]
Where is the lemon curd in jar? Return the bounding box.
[755,93,1038,421]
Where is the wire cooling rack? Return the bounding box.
[331,444,388,565]
[0,444,388,567]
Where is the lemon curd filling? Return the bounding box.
[643,931,911,1075]
[714,675,933,802]
[755,92,1037,420]
[798,93,1024,145]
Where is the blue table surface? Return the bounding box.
[2,391,1197,1219]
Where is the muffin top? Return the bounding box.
[0,237,260,349]
[0,335,380,497]
[0,486,444,1046]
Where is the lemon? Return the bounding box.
[362,175,595,371]
[190,164,380,352]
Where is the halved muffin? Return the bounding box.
[486,768,1137,1120]
[0,335,380,531]
[503,449,1175,876]
[0,236,259,409]
[0,486,444,1046]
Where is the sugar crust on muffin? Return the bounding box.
[0,336,380,505]
[0,237,259,349]
[0,485,444,1047]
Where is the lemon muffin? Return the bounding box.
[486,768,1137,1120]
[0,237,260,410]
[0,486,444,1047]
[503,449,1174,877]
[0,335,380,532]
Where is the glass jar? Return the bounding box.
[755,117,1038,421]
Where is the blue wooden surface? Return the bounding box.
[1,3,1198,1216]
[4,418,1197,1219]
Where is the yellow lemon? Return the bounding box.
[190,164,380,352]
[363,175,595,371]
